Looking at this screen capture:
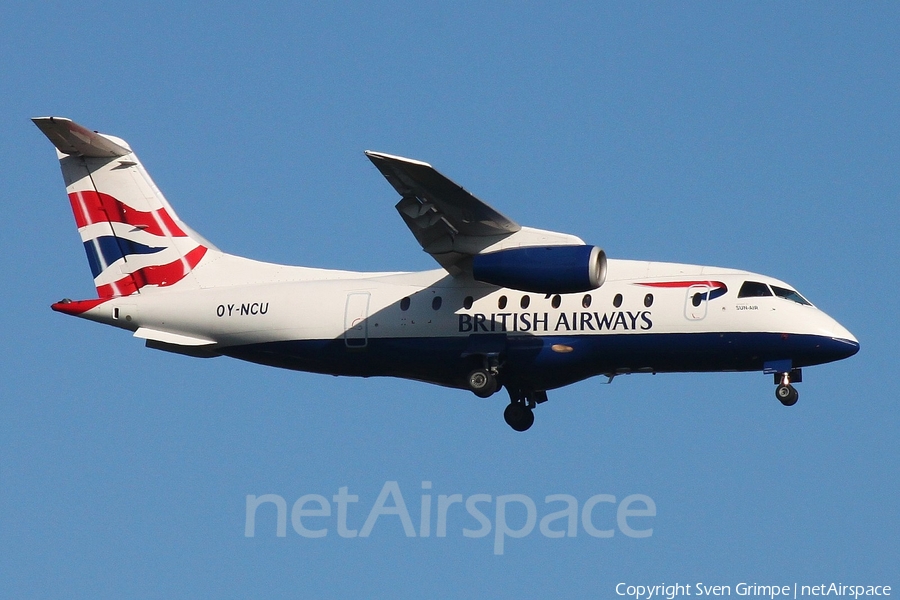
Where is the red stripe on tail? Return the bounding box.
[68,190,187,237]
[96,245,208,298]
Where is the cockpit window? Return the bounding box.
[738,281,773,298]
[771,285,812,306]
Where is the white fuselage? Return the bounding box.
[69,257,857,391]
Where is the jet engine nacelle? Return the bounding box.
[471,245,607,294]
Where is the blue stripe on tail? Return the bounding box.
[83,236,166,277]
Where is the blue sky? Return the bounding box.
[1,2,898,598]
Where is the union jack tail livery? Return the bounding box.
[33,117,215,298]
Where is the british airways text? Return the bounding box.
[459,311,653,333]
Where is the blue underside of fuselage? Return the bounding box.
[220,332,859,392]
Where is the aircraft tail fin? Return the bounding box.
[33,117,217,298]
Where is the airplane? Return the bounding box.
[33,117,859,431]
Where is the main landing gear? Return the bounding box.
[464,354,546,432]
[504,402,534,432]
[774,370,800,406]
[503,389,548,432]
[467,367,499,398]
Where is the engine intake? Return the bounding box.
[472,245,607,294]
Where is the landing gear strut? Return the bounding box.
[775,371,799,406]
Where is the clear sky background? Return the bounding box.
[1,2,898,598]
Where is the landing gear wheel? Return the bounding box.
[504,402,535,432]
[776,384,799,406]
[467,369,498,398]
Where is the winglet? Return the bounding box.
[32,116,131,157]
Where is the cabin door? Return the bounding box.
[344,292,371,348]
[684,284,710,321]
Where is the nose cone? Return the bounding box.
[797,309,859,366]
[829,320,860,359]
[831,320,858,345]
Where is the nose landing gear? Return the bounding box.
[774,371,800,406]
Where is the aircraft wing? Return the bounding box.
[366,151,582,274]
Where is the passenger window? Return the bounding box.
[400,296,410,311]
[582,294,591,308]
[644,293,654,307]
[613,293,623,308]
[498,295,508,310]
[771,285,812,306]
[463,296,474,310]
[552,295,561,309]
[432,296,442,310]
[520,295,530,309]
[738,281,773,298]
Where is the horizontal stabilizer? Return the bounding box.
[32,117,131,157]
